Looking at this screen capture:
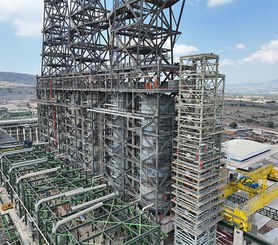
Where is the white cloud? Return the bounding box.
[207,0,234,7]
[220,58,242,70]
[221,38,278,68]
[0,0,43,37]
[242,39,278,64]
[220,58,235,66]
[174,44,198,56]
[172,44,198,62]
[226,43,247,50]
[163,40,198,61]
[235,43,246,50]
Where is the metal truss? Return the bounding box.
[172,54,225,245]
[111,0,185,86]
[0,118,38,143]
[37,83,104,171]
[37,0,186,225]
[69,0,110,73]
[42,0,70,76]
[228,194,278,222]
[0,146,164,245]
[0,213,22,244]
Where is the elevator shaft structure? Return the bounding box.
[173,54,225,244]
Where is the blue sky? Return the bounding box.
[0,0,278,85]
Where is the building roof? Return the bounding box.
[0,129,15,144]
[223,139,271,163]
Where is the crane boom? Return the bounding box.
[222,163,278,231]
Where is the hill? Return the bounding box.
[0,71,36,85]
[226,79,278,95]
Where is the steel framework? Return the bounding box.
[37,0,186,224]
[172,54,225,245]
[0,146,164,245]
[0,118,38,143]
[228,194,278,222]
[42,0,70,76]
[0,212,22,244]
[69,0,110,73]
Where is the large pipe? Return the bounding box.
[64,184,107,197]
[16,167,61,184]
[92,174,103,181]
[8,158,48,174]
[88,108,144,120]
[35,193,69,213]
[52,202,103,234]
[142,203,154,212]
[71,192,118,212]
[35,184,108,213]
[11,158,47,167]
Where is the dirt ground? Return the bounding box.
[223,100,278,131]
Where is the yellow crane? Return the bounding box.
[237,163,278,182]
[222,163,278,231]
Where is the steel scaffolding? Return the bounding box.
[172,54,225,245]
[0,213,22,244]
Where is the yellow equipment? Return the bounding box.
[237,163,278,182]
[223,176,262,198]
[1,202,14,211]
[223,163,278,198]
[222,163,278,231]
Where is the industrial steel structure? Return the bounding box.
[0,146,163,245]
[37,0,186,223]
[35,1,226,245]
[2,1,278,244]
[0,108,38,143]
[173,54,225,244]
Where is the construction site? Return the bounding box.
[0,1,278,245]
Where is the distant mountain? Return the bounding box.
[0,71,36,85]
[226,79,278,94]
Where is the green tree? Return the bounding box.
[267,121,274,128]
[229,122,238,129]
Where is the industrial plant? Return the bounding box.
[0,1,278,245]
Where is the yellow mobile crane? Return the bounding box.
[222,163,278,231]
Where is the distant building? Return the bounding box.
[223,139,271,162]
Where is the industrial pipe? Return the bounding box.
[64,184,107,197]
[8,158,48,174]
[16,167,61,184]
[35,184,108,213]
[142,203,154,212]
[52,202,103,234]
[1,147,33,157]
[10,157,47,167]
[71,192,118,212]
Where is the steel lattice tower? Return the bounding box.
[173,54,225,244]
[41,0,70,76]
[69,0,110,73]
